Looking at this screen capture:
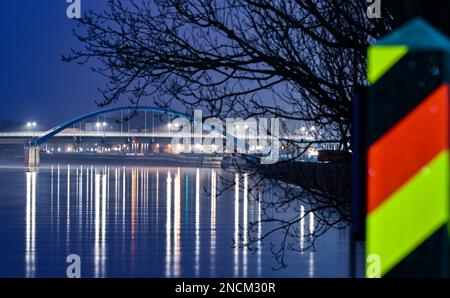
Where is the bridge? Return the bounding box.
[15,106,189,168]
[0,131,314,143]
[0,105,331,168]
[28,106,190,147]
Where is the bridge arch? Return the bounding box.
[29,106,192,147]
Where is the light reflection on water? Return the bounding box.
[0,164,351,277]
[25,171,36,278]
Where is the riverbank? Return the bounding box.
[39,152,224,168]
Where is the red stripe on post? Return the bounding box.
[367,84,449,214]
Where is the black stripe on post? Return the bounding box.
[366,51,446,146]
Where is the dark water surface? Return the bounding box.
[0,164,351,277]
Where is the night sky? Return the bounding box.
[0,1,114,128]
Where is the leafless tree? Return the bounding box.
[63,0,420,268]
[64,0,391,147]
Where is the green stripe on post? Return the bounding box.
[367,150,449,277]
[368,46,408,85]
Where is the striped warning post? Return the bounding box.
[366,18,450,277]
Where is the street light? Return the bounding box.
[26,121,37,138]
[95,122,101,136]
[100,122,108,146]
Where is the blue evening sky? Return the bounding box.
[0,1,116,128]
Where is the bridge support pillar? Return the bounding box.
[25,146,40,170]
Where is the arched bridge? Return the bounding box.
[28,106,191,147]
[10,105,323,168]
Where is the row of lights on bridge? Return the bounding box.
[27,122,108,129]
[24,121,272,132]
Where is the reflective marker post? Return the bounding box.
[365,18,450,277]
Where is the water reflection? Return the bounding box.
[174,168,181,277]
[66,165,70,247]
[122,167,126,232]
[234,173,239,277]
[50,166,53,227]
[243,173,248,277]
[78,166,83,242]
[15,164,349,278]
[257,193,262,276]
[94,171,106,277]
[308,209,315,277]
[57,165,60,245]
[25,171,36,278]
[165,170,172,277]
[195,168,200,276]
[300,205,305,251]
[210,169,217,276]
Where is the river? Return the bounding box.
[0,164,353,277]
